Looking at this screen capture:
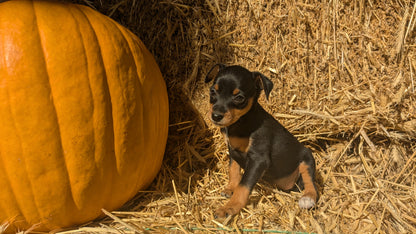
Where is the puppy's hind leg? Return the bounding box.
[298,148,319,209]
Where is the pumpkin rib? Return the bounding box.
[106,19,148,201]
[4,75,41,225]
[114,23,145,85]
[32,2,77,221]
[112,18,167,203]
[1,92,23,220]
[34,3,107,220]
[112,24,142,196]
[79,6,134,209]
[0,102,28,223]
[126,28,168,192]
[0,1,43,225]
[70,6,97,171]
[117,23,168,192]
[63,5,102,212]
[71,4,117,210]
[81,5,147,200]
[8,1,53,224]
[86,15,125,176]
[113,23,165,195]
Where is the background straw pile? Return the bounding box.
[59,0,416,233]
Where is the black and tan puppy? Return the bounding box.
[205,64,319,218]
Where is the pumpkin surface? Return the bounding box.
[0,0,168,232]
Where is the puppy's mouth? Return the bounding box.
[211,120,228,127]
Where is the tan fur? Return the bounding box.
[222,160,242,197]
[299,162,318,201]
[218,97,253,126]
[216,185,250,217]
[274,166,300,191]
[228,136,250,152]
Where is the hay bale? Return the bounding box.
[8,0,414,233]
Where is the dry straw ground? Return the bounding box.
[59,0,416,233]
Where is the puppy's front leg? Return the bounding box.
[215,157,268,218]
[221,158,242,198]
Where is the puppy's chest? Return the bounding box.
[221,127,252,152]
[225,135,251,153]
[223,133,255,169]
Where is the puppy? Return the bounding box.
[205,64,319,218]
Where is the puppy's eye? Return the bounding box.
[233,95,245,104]
[210,88,216,96]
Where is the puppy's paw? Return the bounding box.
[220,188,233,198]
[214,205,240,219]
[299,196,315,209]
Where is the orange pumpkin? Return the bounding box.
[0,0,168,232]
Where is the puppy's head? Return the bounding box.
[205,64,273,127]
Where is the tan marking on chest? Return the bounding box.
[227,136,251,152]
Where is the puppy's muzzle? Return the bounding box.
[211,112,224,122]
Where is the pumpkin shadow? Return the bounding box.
[117,85,220,212]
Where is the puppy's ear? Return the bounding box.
[205,63,226,83]
[253,72,273,100]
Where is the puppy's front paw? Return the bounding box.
[215,185,249,219]
[220,188,233,198]
[299,195,315,209]
[214,204,240,219]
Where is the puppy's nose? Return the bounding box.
[211,113,224,122]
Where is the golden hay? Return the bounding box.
[8,0,416,233]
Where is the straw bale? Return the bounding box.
[9,0,415,233]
